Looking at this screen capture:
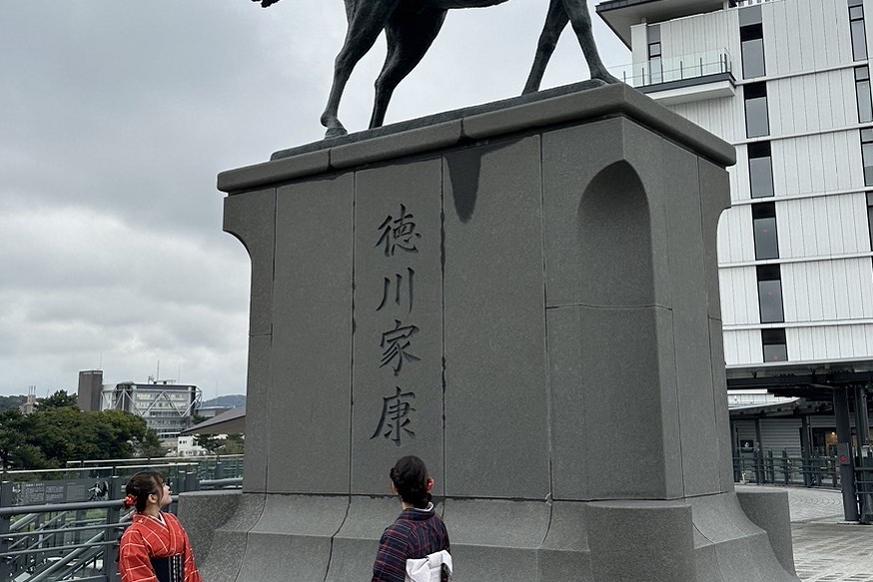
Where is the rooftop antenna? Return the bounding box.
[178,363,182,383]
[156,360,160,383]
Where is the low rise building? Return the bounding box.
[78,371,201,441]
[102,380,201,441]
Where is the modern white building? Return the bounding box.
[596,0,873,493]
[599,0,873,365]
[101,379,201,441]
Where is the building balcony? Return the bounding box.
[597,0,725,47]
[611,49,737,105]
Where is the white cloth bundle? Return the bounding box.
[405,550,453,582]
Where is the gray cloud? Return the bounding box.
[0,0,628,397]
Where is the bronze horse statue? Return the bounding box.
[254,0,619,138]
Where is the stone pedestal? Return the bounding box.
[179,82,799,582]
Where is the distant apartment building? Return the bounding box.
[77,370,201,440]
[597,0,873,456]
[77,370,103,412]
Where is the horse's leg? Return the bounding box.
[369,6,447,129]
[343,0,356,23]
[522,0,569,95]
[560,0,619,84]
[321,0,400,138]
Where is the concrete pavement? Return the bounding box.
[748,486,873,581]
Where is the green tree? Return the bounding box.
[0,395,26,412]
[0,410,51,470]
[19,408,160,466]
[220,434,245,455]
[38,390,78,410]
[133,429,167,459]
[0,410,26,469]
[194,434,223,456]
[3,401,171,468]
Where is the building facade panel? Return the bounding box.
[659,9,740,65]
[732,146,750,202]
[771,131,864,197]
[630,23,648,66]
[787,323,873,360]
[866,0,873,64]
[669,96,745,146]
[718,204,756,263]
[763,0,853,77]
[781,258,873,322]
[719,266,761,325]
[767,68,857,136]
[776,193,870,258]
[724,329,764,365]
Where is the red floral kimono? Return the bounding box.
[118,512,202,582]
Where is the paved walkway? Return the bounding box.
[759,486,873,581]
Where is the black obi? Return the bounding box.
[150,554,184,582]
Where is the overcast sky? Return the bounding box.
[0,0,629,399]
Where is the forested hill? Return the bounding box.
[201,394,245,409]
[0,395,26,412]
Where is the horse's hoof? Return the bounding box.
[325,126,348,139]
[591,71,622,85]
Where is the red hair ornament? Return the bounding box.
[123,494,137,509]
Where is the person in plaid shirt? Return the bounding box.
[117,471,202,582]
[372,456,452,582]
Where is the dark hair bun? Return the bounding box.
[124,471,164,513]
[390,456,431,509]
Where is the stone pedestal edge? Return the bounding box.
[217,84,735,194]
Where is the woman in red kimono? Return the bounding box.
[118,471,203,582]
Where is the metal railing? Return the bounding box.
[0,472,242,582]
[1,498,129,582]
[65,455,244,482]
[4,459,243,508]
[610,49,734,89]
[733,451,841,488]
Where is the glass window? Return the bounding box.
[739,5,763,27]
[762,329,788,362]
[863,129,873,186]
[757,265,784,324]
[752,203,779,260]
[857,67,872,123]
[647,25,661,84]
[740,18,765,79]
[868,192,873,250]
[649,56,663,84]
[850,5,868,61]
[748,141,774,197]
[745,83,769,138]
[742,38,766,79]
